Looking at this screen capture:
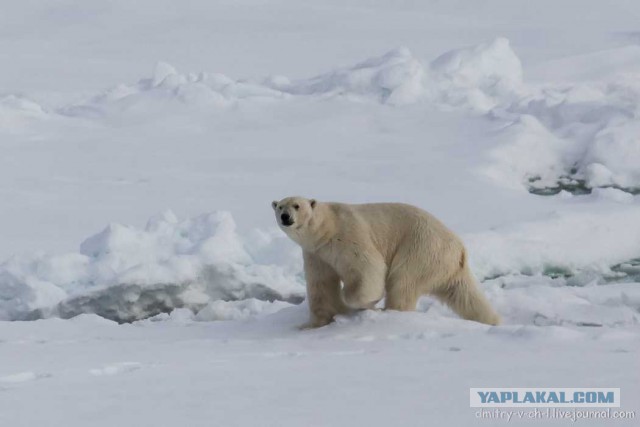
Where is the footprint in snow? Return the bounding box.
[89,362,142,376]
[0,371,52,383]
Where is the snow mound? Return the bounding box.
[61,62,288,117]
[428,37,524,112]
[62,40,528,116]
[0,211,304,322]
[484,114,573,190]
[0,94,50,132]
[62,48,426,117]
[465,207,640,281]
[274,47,426,104]
[486,48,640,194]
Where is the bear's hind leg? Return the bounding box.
[384,278,419,311]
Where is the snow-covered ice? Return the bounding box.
[0,210,303,322]
[1,1,640,426]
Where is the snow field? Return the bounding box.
[1,4,640,424]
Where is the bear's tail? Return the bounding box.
[435,251,501,326]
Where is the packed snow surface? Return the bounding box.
[1,1,640,426]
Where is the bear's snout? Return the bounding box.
[281,213,293,226]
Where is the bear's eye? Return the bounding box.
[293,204,299,210]
[279,207,283,211]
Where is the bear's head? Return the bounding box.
[271,196,316,233]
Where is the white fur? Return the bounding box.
[273,197,500,328]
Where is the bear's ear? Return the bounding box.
[309,199,316,209]
[271,201,278,210]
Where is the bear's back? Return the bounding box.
[325,201,461,256]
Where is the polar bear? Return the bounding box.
[272,196,500,329]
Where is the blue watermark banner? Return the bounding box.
[470,388,620,408]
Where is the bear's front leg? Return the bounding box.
[299,252,349,329]
[341,256,386,310]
